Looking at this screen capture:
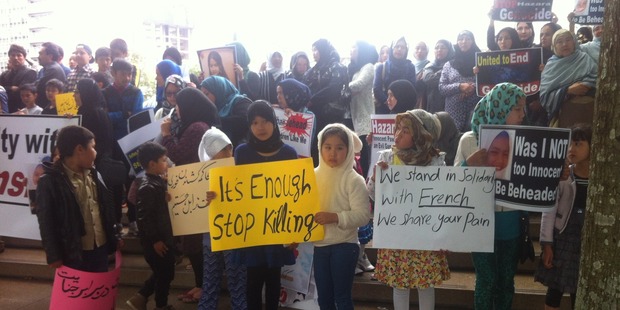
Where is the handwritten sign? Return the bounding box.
[55,93,78,116]
[571,0,604,24]
[476,48,543,97]
[0,115,80,240]
[117,120,162,176]
[275,108,315,158]
[368,114,396,178]
[480,125,570,211]
[167,158,235,236]
[374,166,495,252]
[49,251,122,310]
[491,0,554,21]
[208,158,323,251]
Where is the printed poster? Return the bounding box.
[368,114,396,178]
[476,48,543,97]
[491,0,554,21]
[0,115,80,240]
[274,108,315,158]
[571,0,604,24]
[479,125,571,211]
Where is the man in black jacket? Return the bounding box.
[35,42,66,108]
[35,125,121,272]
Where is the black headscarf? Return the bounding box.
[312,39,340,69]
[76,78,112,158]
[425,39,455,72]
[451,30,480,77]
[175,88,220,137]
[387,37,414,78]
[348,40,378,79]
[388,79,417,114]
[289,52,310,81]
[246,100,284,153]
[278,79,311,112]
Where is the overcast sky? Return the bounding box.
[50,0,578,71]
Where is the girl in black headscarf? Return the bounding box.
[386,79,417,114]
[75,78,113,161]
[373,37,417,114]
[233,100,297,310]
[286,52,311,81]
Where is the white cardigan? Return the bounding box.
[348,63,375,136]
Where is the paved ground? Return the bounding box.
[0,277,400,310]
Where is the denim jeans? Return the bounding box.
[313,243,359,310]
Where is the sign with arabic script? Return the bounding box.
[49,251,121,309]
[167,157,235,236]
[208,158,323,251]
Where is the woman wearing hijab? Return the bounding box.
[420,40,455,113]
[386,79,417,115]
[258,51,286,104]
[373,37,417,114]
[439,30,481,133]
[75,78,113,162]
[347,40,378,177]
[285,52,311,81]
[228,41,260,100]
[200,75,253,147]
[155,75,187,140]
[161,87,219,304]
[302,38,348,166]
[155,59,182,111]
[276,78,312,113]
[233,100,297,310]
[540,29,597,128]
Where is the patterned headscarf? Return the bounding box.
[393,111,439,166]
[161,74,187,136]
[471,82,525,142]
[278,78,311,112]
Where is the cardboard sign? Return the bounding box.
[368,114,396,178]
[55,93,77,116]
[374,165,496,252]
[274,108,315,158]
[167,158,235,235]
[208,158,323,251]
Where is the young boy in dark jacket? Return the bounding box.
[127,142,175,310]
[35,125,121,272]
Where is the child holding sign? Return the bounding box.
[535,124,591,310]
[367,110,450,310]
[312,124,371,309]
[233,100,297,310]
[199,127,247,310]
[454,82,526,310]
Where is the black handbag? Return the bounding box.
[518,211,536,264]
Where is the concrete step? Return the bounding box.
[0,245,571,309]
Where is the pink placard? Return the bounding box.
[49,251,122,310]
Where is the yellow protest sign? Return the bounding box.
[55,92,78,115]
[208,157,323,251]
[167,157,235,236]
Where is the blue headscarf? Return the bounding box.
[156,59,182,104]
[278,78,311,112]
[200,75,248,118]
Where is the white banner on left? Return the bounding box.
[0,115,81,240]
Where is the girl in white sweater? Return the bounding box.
[313,123,371,310]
